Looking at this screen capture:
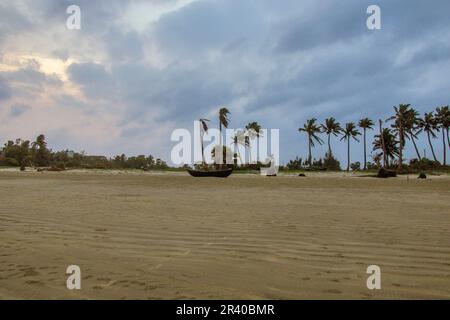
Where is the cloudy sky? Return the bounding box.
[1,0,449,165]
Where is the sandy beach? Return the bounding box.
[0,170,449,299]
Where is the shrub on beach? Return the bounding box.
[409,158,441,171]
[418,172,427,179]
[323,152,341,171]
[5,158,20,167]
[286,157,302,170]
[350,162,361,171]
[366,161,380,170]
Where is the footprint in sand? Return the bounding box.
[21,267,40,277]
[97,277,112,282]
[25,280,43,285]
[331,279,340,283]
[145,285,158,291]
[324,289,342,294]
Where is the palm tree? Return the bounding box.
[442,106,450,148]
[218,107,230,144]
[211,145,233,166]
[403,107,422,161]
[31,134,50,167]
[245,122,262,164]
[358,118,374,170]
[387,104,411,171]
[199,118,210,165]
[443,106,450,148]
[299,118,323,167]
[378,119,387,167]
[245,122,262,137]
[231,130,249,165]
[321,117,342,156]
[436,106,450,166]
[371,153,382,168]
[340,122,361,172]
[417,112,439,162]
[217,107,230,166]
[373,128,399,167]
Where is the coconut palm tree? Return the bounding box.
[371,153,382,168]
[199,118,210,165]
[436,106,450,166]
[417,112,439,162]
[245,122,262,164]
[403,107,422,161]
[31,134,50,167]
[299,118,323,167]
[378,119,387,167]
[245,122,262,138]
[340,122,361,172]
[218,107,230,166]
[358,118,374,170]
[321,117,342,156]
[211,145,233,166]
[231,130,249,165]
[387,104,411,171]
[373,128,399,167]
[218,107,230,144]
[442,106,450,148]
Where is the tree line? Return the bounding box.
[294,105,450,172]
[0,134,168,170]
[1,105,449,172]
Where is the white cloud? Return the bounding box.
[121,0,198,31]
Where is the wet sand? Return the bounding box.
[0,170,449,299]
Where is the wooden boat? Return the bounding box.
[187,168,233,178]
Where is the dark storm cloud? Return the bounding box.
[68,62,116,99]
[145,0,450,114]
[68,62,111,84]
[102,28,145,62]
[111,61,246,123]
[274,1,368,53]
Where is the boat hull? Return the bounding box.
[187,168,233,178]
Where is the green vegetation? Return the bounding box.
[292,105,450,173]
[0,134,168,170]
[1,105,449,174]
